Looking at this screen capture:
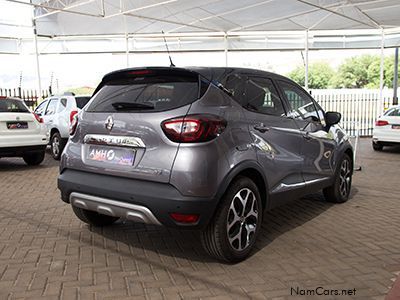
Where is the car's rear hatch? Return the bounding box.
[0,98,42,138]
[71,67,207,183]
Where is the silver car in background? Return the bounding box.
[58,67,353,262]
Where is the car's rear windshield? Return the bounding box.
[75,96,91,109]
[86,72,201,113]
[0,98,29,113]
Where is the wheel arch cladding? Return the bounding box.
[50,128,60,137]
[216,161,269,212]
[344,147,354,170]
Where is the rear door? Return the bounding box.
[42,98,59,132]
[225,74,305,196]
[69,68,203,183]
[278,80,336,183]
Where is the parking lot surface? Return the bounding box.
[0,138,399,300]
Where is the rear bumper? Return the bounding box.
[57,169,218,229]
[0,144,47,157]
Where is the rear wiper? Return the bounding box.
[112,102,154,110]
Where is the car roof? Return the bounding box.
[0,96,23,101]
[101,66,292,83]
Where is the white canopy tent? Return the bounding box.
[1,0,400,104]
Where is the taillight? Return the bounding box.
[33,113,43,123]
[69,111,79,135]
[70,110,78,123]
[161,114,226,143]
[375,120,389,126]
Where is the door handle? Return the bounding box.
[253,124,270,133]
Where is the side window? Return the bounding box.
[388,108,400,116]
[225,74,246,105]
[58,98,68,112]
[279,81,320,122]
[34,100,48,116]
[244,77,285,116]
[45,98,58,115]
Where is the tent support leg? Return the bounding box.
[305,30,309,91]
[393,47,398,105]
[33,19,42,99]
[125,34,129,67]
[379,30,385,116]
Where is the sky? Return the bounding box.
[0,1,396,92]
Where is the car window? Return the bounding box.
[387,108,400,116]
[75,96,90,109]
[58,98,67,112]
[244,77,285,116]
[225,74,246,105]
[45,98,58,115]
[35,100,48,116]
[279,81,320,122]
[87,73,200,113]
[0,98,30,113]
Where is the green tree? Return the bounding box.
[288,62,334,89]
[333,54,400,89]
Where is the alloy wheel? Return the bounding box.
[339,158,351,198]
[52,136,60,157]
[227,188,259,251]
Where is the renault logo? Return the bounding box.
[105,116,114,131]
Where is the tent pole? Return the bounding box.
[224,33,228,67]
[125,34,129,67]
[393,47,398,105]
[32,19,42,99]
[305,30,309,90]
[379,30,385,116]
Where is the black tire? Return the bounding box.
[372,141,383,151]
[22,151,45,166]
[201,176,263,263]
[323,153,352,203]
[50,131,67,160]
[72,206,119,226]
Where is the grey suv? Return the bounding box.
[58,67,353,262]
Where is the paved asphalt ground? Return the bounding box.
[0,138,399,300]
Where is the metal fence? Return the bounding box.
[0,88,50,109]
[0,86,395,136]
[312,89,395,137]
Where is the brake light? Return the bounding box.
[169,213,199,224]
[33,112,43,123]
[69,111,79,135]
[375,120,389,126]
[161,114,226,143]
[128,70,152,75]
[70,110,78,123]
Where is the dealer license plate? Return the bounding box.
[86,146,135,166]
[7,121,28,129]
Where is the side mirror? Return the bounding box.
[325,111,341,128]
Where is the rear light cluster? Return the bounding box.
[161,114,227,143]
[69,110,78,135]
[33,113,43,123]
[375,120,389,126]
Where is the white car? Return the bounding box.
[0,96,49,165]
[372,105,400,151]
[35,94,91,160]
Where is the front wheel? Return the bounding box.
[23,151,45,166]
[201,176,262,262]
[323,154,352,203]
